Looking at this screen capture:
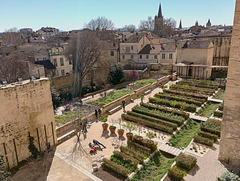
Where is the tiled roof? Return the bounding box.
[35,60,56,70]
[182,40,211,49]
[138,44,176,54]
[124,33,145,43]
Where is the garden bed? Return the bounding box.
[213,89,225,100]
[197,102,220,117]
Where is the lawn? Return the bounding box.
[135,79,157,87]
[93,88,133,106]
[213,89,225,100]
[131,151,175,181]
[197,102,220,117]
[169,120,200,148]
[55,111,89,126]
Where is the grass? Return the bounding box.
[93,88,133,106]
[197,102,220,117]
[135,79,157,87]
[213,89,225,100]
[169,120,200,148]
[131,151,175,181]
[55,111,88,126]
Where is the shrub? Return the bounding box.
[201,127,221,137]
[176,153,197,171]
[168,167,185,181]
[198,131,218,142]
[140,102,189,119]
[163,89,208,100]
[109,63,124,85]
[127,141,151,155]
[103,158,129,177]
[100,114,108,122]
[218,171,240,181]
[135,79,157,86]
[127,111,178,130]
[194,135,214,147]
[218,105,224,111]
[120,146,145,163]
[122,114,173,134]
[113,151,138,168]
[207,119,222,126]
[170,84,215,95]
[214,111,223,118]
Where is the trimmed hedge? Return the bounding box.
[198,131,218,142]
[194,135,214,147]
[113,150,138,168]
[127,141,151,156]
[170,85,215,95]
[218,105,224,111]
[163,89,208,101]
[200,127,221,137]
[132,107,183,126]
[207,119,222,126]
[122,114,173,134]
[149,97,196,112]
[214,111,223,118]
[103,158,129,177]
[177,81,218,89]
[155,93,203,106]
[176,153,197,171]
[140,102,189,119]
[168,167,185,181]
[127,111,178,130]
[120,146,145,163]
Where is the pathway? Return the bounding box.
[159,144,182,156]
[190,114,208,122]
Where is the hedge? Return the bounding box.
[194,135,214,147]
[177,81,218,90]
[127,111,178,130]
[103,158,129,177]
[122,114,173,134]
[168,167,185,181]
[176,153,197,171]
[163,89,208,101]
[218,105,224,111]
[200,127,221,137]
[155,93,203,106]
[171,85,215,95]
[149,97,197,112]
[113,150,138,168]
[127,141,151,156]
[140,102,189,119]
[214,111,223,118]
[120,146,145,163]
[207,119,222,126]
[198,131,218,142]
[132,107,183,126]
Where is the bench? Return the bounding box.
[144,89,151,95]
[57,129,76,145]
[107,105,122,115]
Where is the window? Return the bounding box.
[122,55,125,59]
[146,55,149,59]
[140,55,142,59]
[131,55,134,59]
[131,46,134,50]
[56,70,59,76]
[61,69,65,76]
[154,55,157,59]
[69,60,72,65]
[53,59,57,66]
[113,43,116,47]
[110,51,114,56]
[122,46,125,50]
[60,58,64,66]
[162,54,166,59]
[169,53,173,59]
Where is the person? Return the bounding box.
[82,119,87,133]
[98,108,101,118]
[89,142,98,154]
[122,100,126,113]
[89,142,95,148]
[93,139,106,151]
[95,109,98,119]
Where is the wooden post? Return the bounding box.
[36,128,41,152]
[51,122,56,146]
[3,143,9,169]
[44,125,48,149]
[13,139,19,165]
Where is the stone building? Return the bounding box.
[154,4,164,37]
[206,19,212,28]
[0,78,56,169]
[219,0,240,167]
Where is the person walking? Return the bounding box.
[98,108,101,118]
[122,100,126,113]
[82,118,87,133]
[95,109,98,119]
[93,139,106,151]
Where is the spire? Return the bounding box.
[206,19,211,27]
[195,21,199,27]
[179,20,182,29]
[158,3,163,18]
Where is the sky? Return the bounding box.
[0,0,236,32]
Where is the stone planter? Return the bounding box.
[136,136,143,144]
[126,132,133,141]
[109,126,116,134]
[102,123,108,131]
[118,129,124,137]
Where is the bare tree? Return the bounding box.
[65,31,101,98]
[85,17,114,31]
[5,27,19,33]
[162,18,176,37]
[139,16,154,31]
[122,24,136,32]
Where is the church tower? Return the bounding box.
[206,19,212,28]
[179,20,182,29]
[154,3,164,37]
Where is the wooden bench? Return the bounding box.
[107,105,122,115]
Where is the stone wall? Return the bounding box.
[219,0,240,167]
[0,78,56,169]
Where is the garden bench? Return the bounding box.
[144,89,151,95]
[107,105,122,115]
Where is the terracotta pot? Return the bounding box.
[118,129,124,137]
[136,136,143,144]
[126,132,133,141]
[147,140,154,148]
[102,123,108,131]
[109,126,116,134]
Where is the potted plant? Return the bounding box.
[136,135,143,144]
[146,132,155,148]
[109,125,116,134]
[117,129,124,137]
[102,123,108,131]
[123,121,136,141]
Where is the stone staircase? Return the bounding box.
[159,144,182,156]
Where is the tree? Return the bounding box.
[51,88,61,109]
[85,17,114,31]
[127,70,138,89]
[139,16,154,31]
[65,31,101,98]
[109,63,124,85]
[122,24,136,32]
[162,18,176,37]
